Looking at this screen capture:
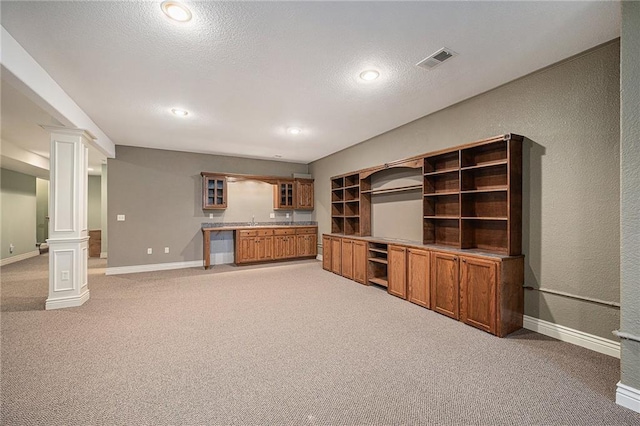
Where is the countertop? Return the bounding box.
[202,221,317,231]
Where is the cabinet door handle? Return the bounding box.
[462,258,466,263]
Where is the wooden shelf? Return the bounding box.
[462,217,508,221]
[424,191,459,197]
[344,215,360,218]
[368,248,388,254]
[461,159,508,171]
[343,184,360,190]
[369,277,389,287]
[362,184,422,195]
[424,216,460,220]
[368,257,388,265]
[461,187,507,194]
[423,167,459,176]
[345,199,359,203]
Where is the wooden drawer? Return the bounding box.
[239,230,258,237]
[256,229,274,236]
[274,228,296,236]
[296,227,317,235]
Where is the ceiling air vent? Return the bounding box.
[416,47,457,71]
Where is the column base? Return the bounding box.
[616,381,640,414]
[46,289,90,310]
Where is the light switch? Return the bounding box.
[286,213,290,218]
[164,247,169,254]
[209,213,214,219]
[117,214,125,221]
[269,213,275,219]
[147,248,152,254]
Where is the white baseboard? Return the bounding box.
[46,290,90,310]
[523,315,620,358]
[100,252,108,259]
[317,254,323,261]
[106,260,203,275]
[616,382,640,414]
[0,250,40,267]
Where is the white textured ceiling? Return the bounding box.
[0,1,620,164]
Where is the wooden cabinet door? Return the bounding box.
[460,256,497,334]
[408,249,430,308]
[295,180,314,210]
[255,236,273,261]
[353,240,367,284]
[322,235,332,271]
[296,234,316,257]
[388,245,407,299]
[430,251,460,319]
[274,181,294,209]
[273,236,287,259]
[285,235,297,258]
[202,175,227,209]
[237,237,256,263]
[331,237,342,274]
[342,239,354,279]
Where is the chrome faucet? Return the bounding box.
[251,215,255,226]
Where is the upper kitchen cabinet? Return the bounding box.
[201,173,227,209]
[274,178,315,210]
[295,179,314,210]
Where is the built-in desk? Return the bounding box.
[201,223,317,269]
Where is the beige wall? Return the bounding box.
[620,2,640,390]
[35,178,48,243]
[0,168,37,259]
[310,41,621,340]
[107,146,308,268]
[88,175,101,230]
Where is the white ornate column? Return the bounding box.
[43,126,94,310]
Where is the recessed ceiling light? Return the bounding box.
[171,108,189,117]
[287,127,302,135]
[359,70,380,81]
[161,1,192,22]
[88,168,94,171]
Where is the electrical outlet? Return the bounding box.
[286,213,290,218]
[147,248,153,255]
[164,247,169,254]
[9,244,14,254]
[269,213,275,219]
[61,271,69,281]
[209,213,214,219]
[117,214,125,221]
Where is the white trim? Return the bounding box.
[100,252,108,259]
[45,289,90,310]
[0,250,40,267]
[317,254,323,261]
[106,260,203,275]
[616,382,640,414]
[523,315,620,358]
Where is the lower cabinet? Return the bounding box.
[388,245,407,299]
[236,227,316,264]
[352,240,367,284]
[430,251,460,319]
[331,237,342,274]
[322,235,332,271]
[407,248,430,308]
[322,234,523,337]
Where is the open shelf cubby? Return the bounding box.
[424,194,460,217]
[423,218,460,247]
[461,219,509,254]
[461,140,507,168]
[344,201,360,217]
[461,191,507,219]
[460,163,507,191]
[424,151,459,173]
[368,242,389,287]
[424,171,459,194]
[331,202,344,216]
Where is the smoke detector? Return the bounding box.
[416,47,457,71]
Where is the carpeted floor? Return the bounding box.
[1,255,639,425]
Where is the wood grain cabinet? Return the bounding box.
[341,239,354,280]
[273,229,296,259]
[295,179,314,210]
[407,248,430,308]
[236,229,274,264]
[331,237,342,275]
[388,245,407,299]
[352,240,367,284]
[296,228,317,257]
[274,180,295,210]
[430,251,460,319]
[322,235,332,271]
[201,174,227,209]
[460,256,496,334]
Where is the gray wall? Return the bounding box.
[108,146,308,268]
[0,168,36,259]
[88,175,101,230]
[101,163,108,256]
[35,177,48,243]
[620,2,640,391]
[310,41,621,340]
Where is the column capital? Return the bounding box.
[40,125,96,142]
